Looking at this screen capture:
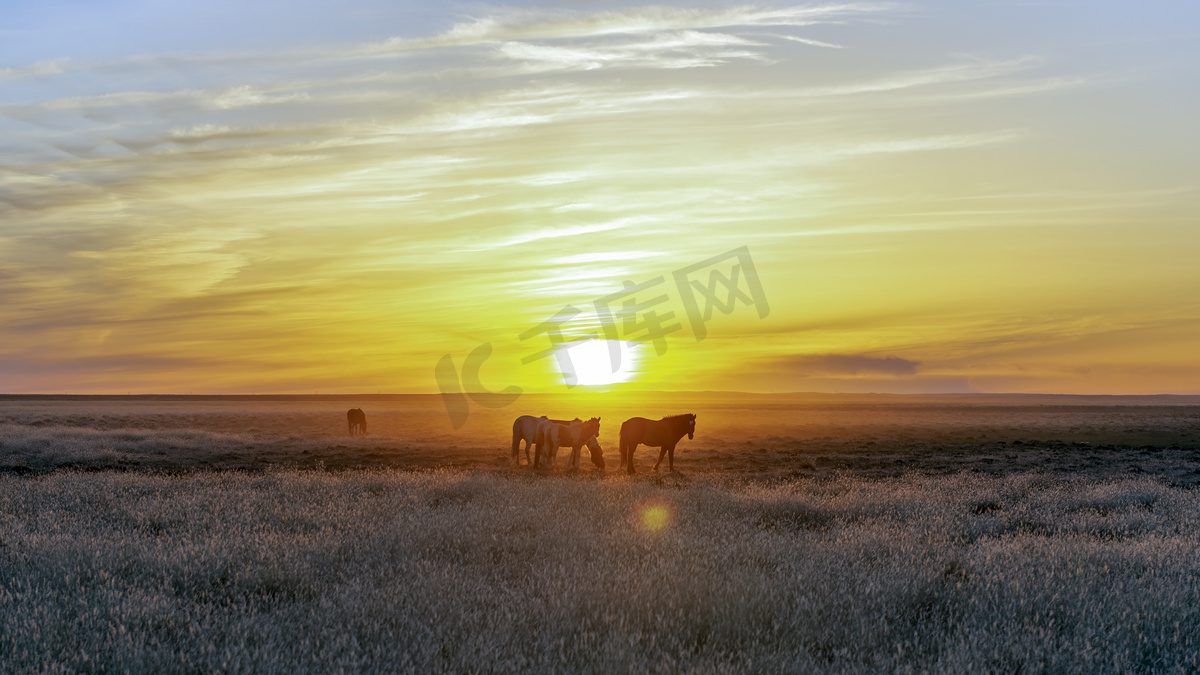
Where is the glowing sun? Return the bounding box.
[563,339,641,386]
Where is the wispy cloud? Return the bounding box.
[497,30,770,72]
[0,58,69,81]
[777,34,844,49]
[792,57,1044,98]
[463,218,656,251]
[2,2,1175,394]
[554,251,666,264]
[361,4,893,52]
[780,353,921,376]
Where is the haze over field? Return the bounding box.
[2,2,1199,396]
[4,394,1200,484]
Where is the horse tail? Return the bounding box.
[511,418,522,459]
[619,420,637,473]
[533,423,544,468]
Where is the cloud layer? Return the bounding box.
[1,2,1197,394]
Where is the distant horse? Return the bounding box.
[538,417,601,471]
[511,415,551,466]
[619,414,695,474]
[347,408,367,436]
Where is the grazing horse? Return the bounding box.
[581,436,605,471]
[347,408,367,436]
[619,414,695,474]
[511,415,551,466]
[534,417,604,470]
[538,417,601,471]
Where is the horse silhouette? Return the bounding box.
[538,417,601,471]
[511,415,603,469]
[511,415,550,465]
[347,408,367,436]
[619,414,695,474]
[538,417,604,470]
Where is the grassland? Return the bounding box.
[3,395,1200,673]
[3,469,1199,673]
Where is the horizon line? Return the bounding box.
[4,391,1200,399]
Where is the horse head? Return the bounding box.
[683,413,696,439]
[582,416,600,441]
[586,436,605,470]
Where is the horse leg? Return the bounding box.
[667,444,675,472]
[511,430,521,463]
[626,442,637,475]
[653,446,667,472]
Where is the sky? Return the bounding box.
[1,1,1198,395]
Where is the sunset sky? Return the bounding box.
[2,1,1198,395]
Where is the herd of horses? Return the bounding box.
[512,413,697,474]
[346,408,696,474]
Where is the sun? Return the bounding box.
[563,339,641,386]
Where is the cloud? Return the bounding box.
[3,1,1150,394]
[792,57,1043,98]
[833,130,1023,156]
[361,4,892,52]
[6,83,311,115]
[781,354,921,376]
[778,35,844,49]
[462,217,655,251]
[496,30,770,72]
[554,251,665,264]
[0,58,69,80]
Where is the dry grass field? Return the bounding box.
[2,394,1200,673]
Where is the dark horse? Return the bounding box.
[347,408,367,436]
[538,417,602,471]
[619,414,695,474]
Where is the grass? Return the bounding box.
[2,469,1199,673]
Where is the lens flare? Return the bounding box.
[637,498,674,533]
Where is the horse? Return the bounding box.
[533,417,604,470]
[581,435,605,471]
[347,408,367,436]
[540,417,601,471]
[538,417,601,471]
[619,414,695,474]
[511,415,551,466]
